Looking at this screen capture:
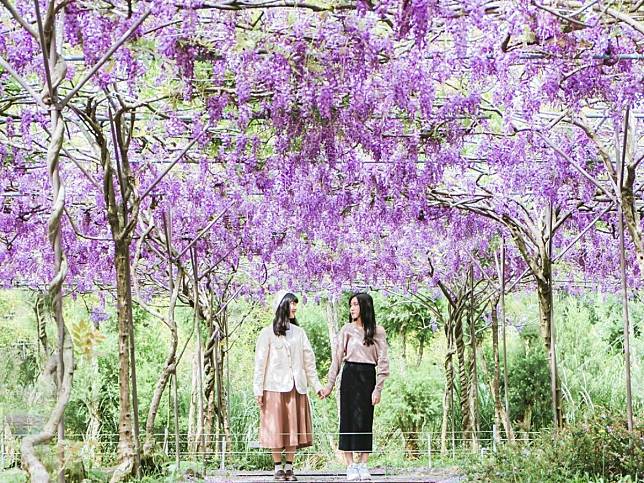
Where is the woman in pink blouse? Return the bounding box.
[320,292,390,481]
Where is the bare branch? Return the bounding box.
[59,8,152,108]
[605,7,644,36]
[140,127,209,201]
[0,0,38,38]
[533,1,591,27]
[0,55,47,108]
[536,131,616,202]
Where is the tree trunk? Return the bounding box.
[143,334,177,455]
[621,168,644,275]
[21,17,72,476]
[204,381,216,455]
[440,316,455,455]
[535,273,563,429]
[110,245,136,483]
[203,308,218,455]
[325,297,339,360]
[204,307,232,462]
[188,349,201,454]
[34,294,48,353]
[468,270,479,451]
[21,324,74,482]
[219,311,233,462]
[454,313,472,446]
[143,275,180,456]
[467,325,479,451]
[204,313,217,454]
[325,296,342,440]
[615,109,643,276]
[490,302,514,442]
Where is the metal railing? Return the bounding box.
[1,425,540,472]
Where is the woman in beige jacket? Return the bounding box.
[254,291,324,482]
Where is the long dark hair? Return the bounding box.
[349,292,376,346]
[273,292,299,336]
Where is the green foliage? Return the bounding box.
[379,356,443,457]
[163,460,205,481]
[0,469,28,483]
[227,391,272,470]
[299,304,332,375]
[85,468,111,482]
[380,294,439,364]
[556,294,644,421]
[466,412,643,482]
[2,288,643,479]
[504,343,552,432]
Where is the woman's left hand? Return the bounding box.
[371,392,380,406]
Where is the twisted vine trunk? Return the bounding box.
[142,277,180,456]
[21,9,73,476]
[467,270,479,451]
[34,294,48,353]
[204,308,232,460]
[440,314,455,455]
[188,348,204,454]
[204,311,219,452]
[454,313,473,447]
[21,324,73,482]
[467,322,479,451]
[143,348,177,456]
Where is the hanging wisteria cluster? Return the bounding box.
[1,0,642,480]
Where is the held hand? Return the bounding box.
[371,392,381,406]
[256,395,263,408]
[318,388,331,399]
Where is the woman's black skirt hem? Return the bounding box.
[339,361,376,452]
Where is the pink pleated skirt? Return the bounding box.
[259,389,313,449]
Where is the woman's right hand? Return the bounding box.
[256,395,263,408]
[319,388,331,399]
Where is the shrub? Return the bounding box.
[466,412,643,482]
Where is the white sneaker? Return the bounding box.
[357,463,371,481]
[346,463,360,481]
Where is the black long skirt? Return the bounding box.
[339,361,376,452]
